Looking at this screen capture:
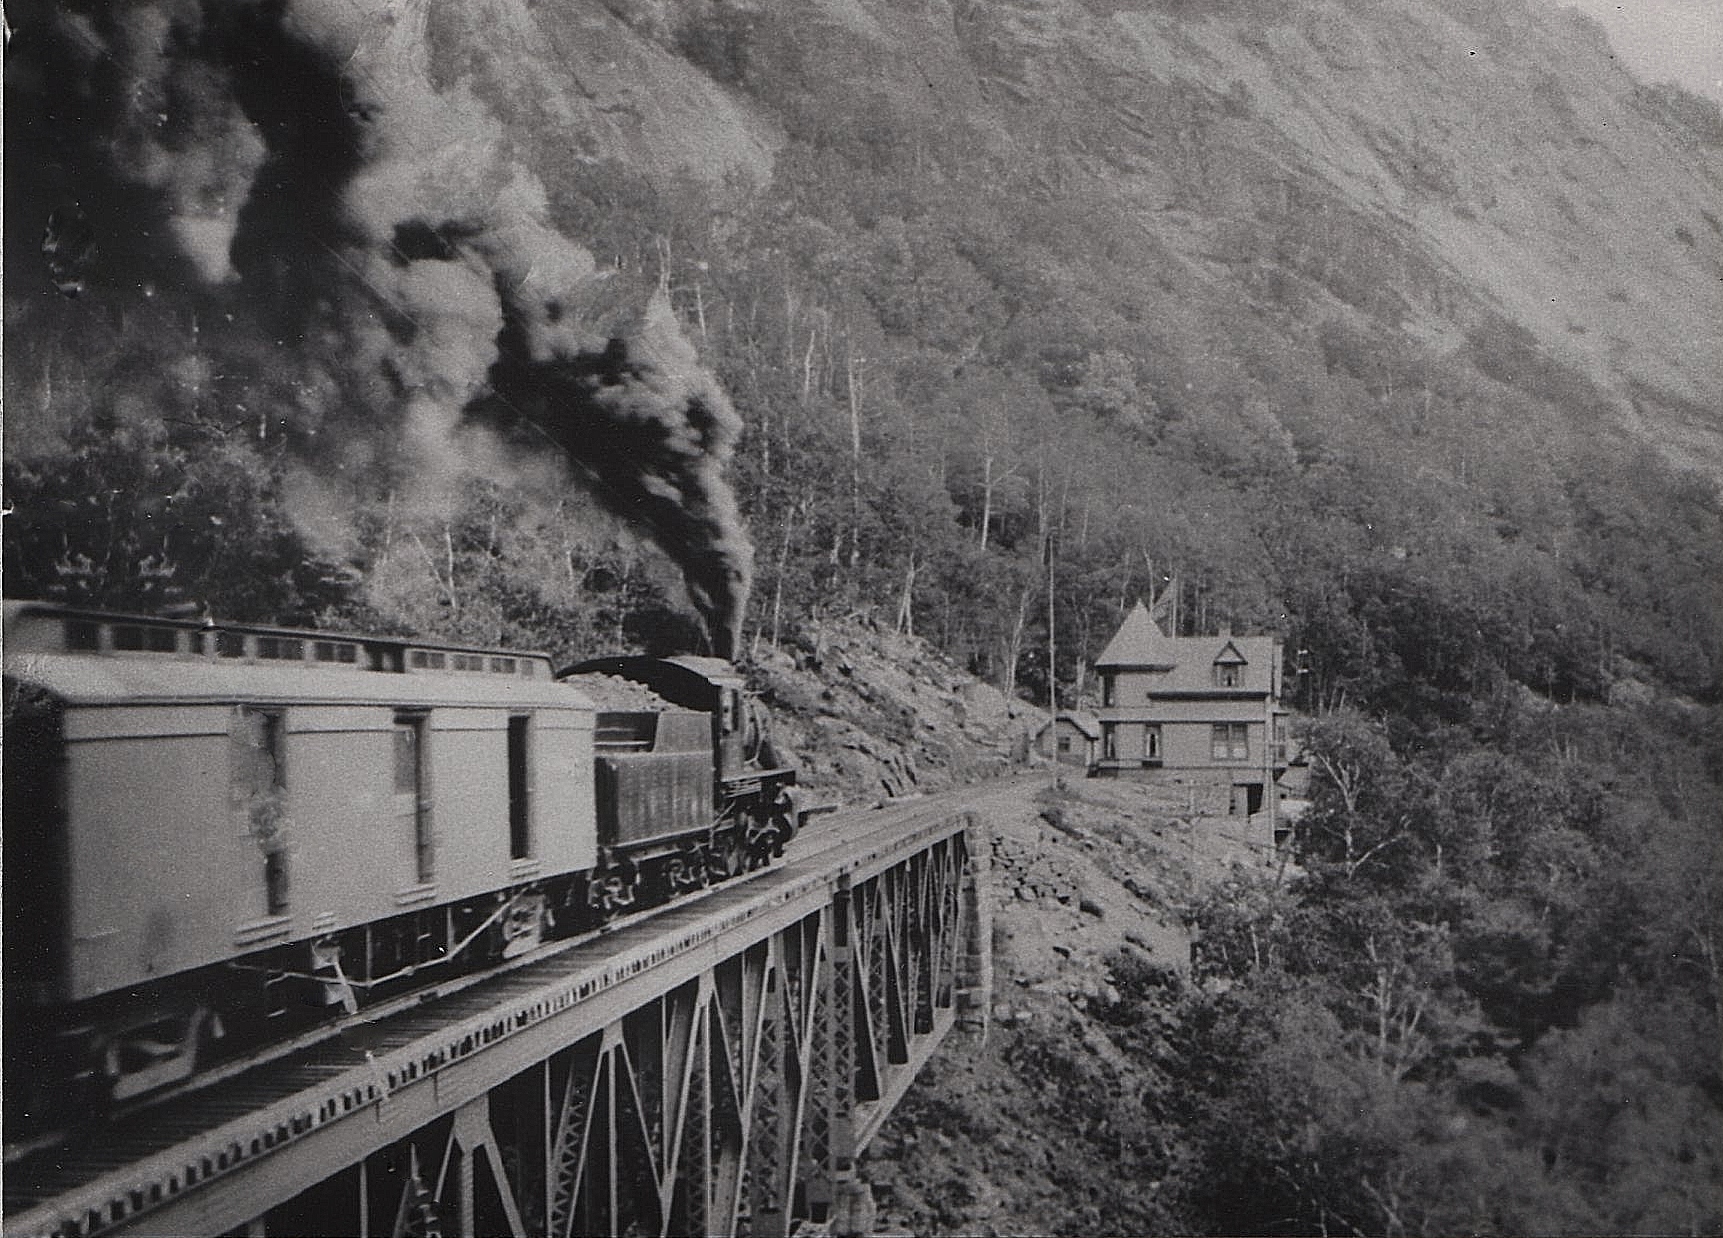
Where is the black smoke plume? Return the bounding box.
[481,293,753,659]
[5,0,753,654]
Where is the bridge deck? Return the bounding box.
[7,797,990,1238]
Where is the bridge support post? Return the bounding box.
[958,813,994,1042]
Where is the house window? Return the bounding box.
[395,713,434,882]
[1214,663,1242,688]
[1102,675,1116,707]
[1103,725,1118,760]
[508,716,532,860]
[1057,734,1072,754]
[1211,722,1249,761]
[233,706,290,914]
[1143,725,1162,762]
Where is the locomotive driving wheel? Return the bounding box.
[708,829,749,882]
[587,854,641,919]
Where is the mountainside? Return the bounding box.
[435,0,1723,464]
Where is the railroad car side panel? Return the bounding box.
[528,713,598,874]
[61,706,250,1002]
[422,709,536,901]
[282,710,429,934]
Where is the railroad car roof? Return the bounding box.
[3,652,595,711]
[2,599,555,661]
[562,655,744,704]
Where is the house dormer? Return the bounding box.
[1212,640,1248,688]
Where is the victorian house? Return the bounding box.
[1092,602,1290,818]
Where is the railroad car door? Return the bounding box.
[393,712,434,884]
[231,705,290,915]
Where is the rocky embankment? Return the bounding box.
[865,779,1281,1236]
[742,617,1042,807]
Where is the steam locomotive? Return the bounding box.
[2,601,805,1138]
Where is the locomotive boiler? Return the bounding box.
[1,601,805,1139]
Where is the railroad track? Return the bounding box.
[3,788,1003,1238]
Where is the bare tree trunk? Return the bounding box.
[1002,576,1033,698]
[770,499,802,651]
[846,341,864,571]
[896,551,917,635]
[980,455,995,550]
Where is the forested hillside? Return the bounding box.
[5,0,1722,1230]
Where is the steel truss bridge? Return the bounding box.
[7,804,993,1238]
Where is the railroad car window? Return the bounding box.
[65,620,100,651]
[146,627,178,652]
[217,631,248,658]
[187,632,207,654]
[313,640,358,664]
[366,645,403,672]
[114,625,147,651]
[453,654,485,672]
[409,650,447,670]
[258,637,304,661]
[508,715,531,859]
[490,657,516,674]
[394,713,434,882]
[232,707,290,915]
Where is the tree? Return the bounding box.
[4,419,349,623]
[1294,711,1421,882]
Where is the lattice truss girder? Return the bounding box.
[248,829,976,1238]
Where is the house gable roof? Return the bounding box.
[1094,601,1178,669]
[1036,711,1101,740]
[1093,606,1280,697]
[1060,710,1101,738]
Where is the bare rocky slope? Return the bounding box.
[742,616,1043,806]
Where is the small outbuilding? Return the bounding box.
[1035,711,1101,768]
